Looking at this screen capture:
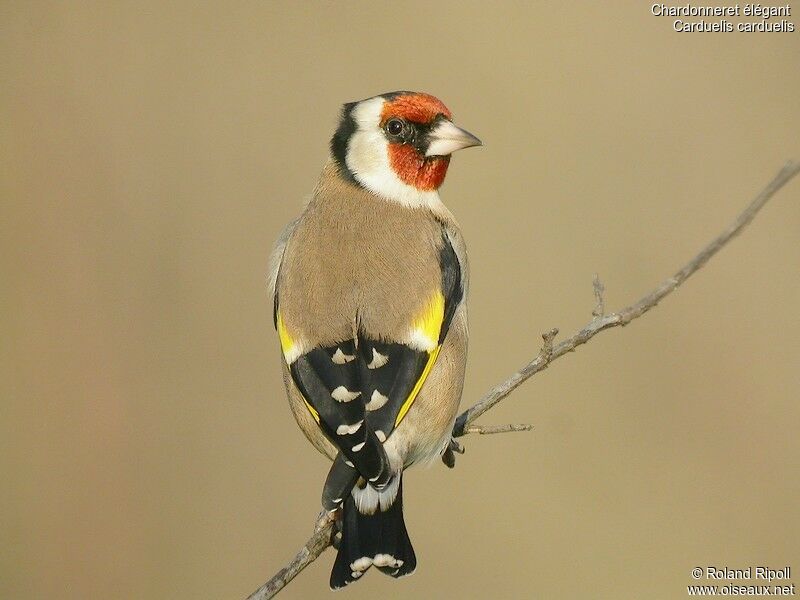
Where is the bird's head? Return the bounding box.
[330,91,481,206]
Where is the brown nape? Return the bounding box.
[388,144,450,191]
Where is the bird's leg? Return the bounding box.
[441,437,465,469]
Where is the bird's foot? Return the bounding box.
[441,437,465,469]
[316,507,343,549]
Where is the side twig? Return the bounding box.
[247,161,800,600]
[463,423,533,435]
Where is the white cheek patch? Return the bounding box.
[346,97,443,209]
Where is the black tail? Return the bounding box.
[329,476,416,589]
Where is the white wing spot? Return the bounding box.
[331,386,361,402]
[344,460,354,467]
[331,347,355,364]
[375,430,386,442]
[367,348,389,369]
[351,441,366,452]
[366,390,389,411]
[336,420,363,436]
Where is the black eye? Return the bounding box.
[385,118,404,136]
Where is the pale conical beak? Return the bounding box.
[425,120,482,157]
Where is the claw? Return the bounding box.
[441,437,465,468]
[331,527,343,550]
[321,507,344,549]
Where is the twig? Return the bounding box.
[463,423,533,435]
[246,512,335,600]
[592,273,606,317]
[247,161,800,600]
[452,161,800,436]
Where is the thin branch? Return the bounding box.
[247,512,335,600]
[463,423,533,435]
[247,161,800,600]
[452,161,800,435]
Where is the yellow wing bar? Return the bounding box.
[395,344,441,427]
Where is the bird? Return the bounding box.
[268,91,481,589]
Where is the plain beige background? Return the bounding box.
[2,2,799,599]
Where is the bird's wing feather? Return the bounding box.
[289,340,392,487]
[268,217,299,327]
[359,230,463,438]
[279,228,464,483]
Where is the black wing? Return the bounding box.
[289,340,392,488]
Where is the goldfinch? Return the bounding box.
[268,91,480,589]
